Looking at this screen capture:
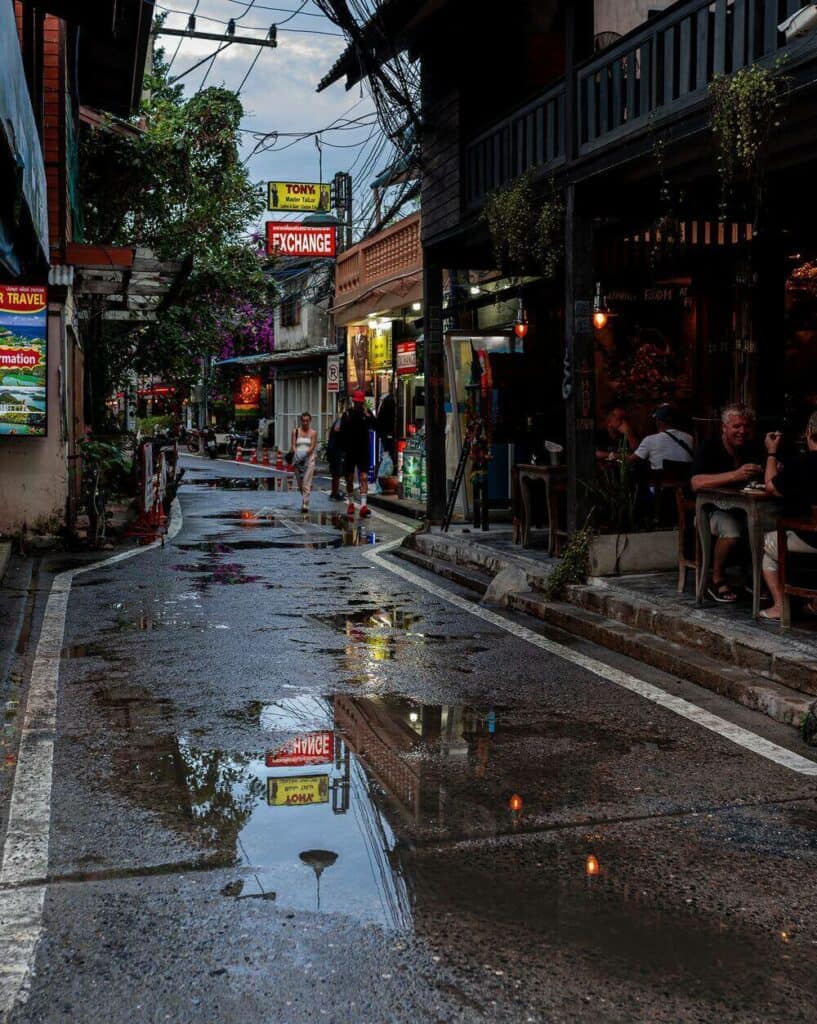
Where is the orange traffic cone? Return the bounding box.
[262,448,270,466]
[250,449,258,464]
[235,447,243,463]
[275,449,283,470]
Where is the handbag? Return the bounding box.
[285,428,296,465]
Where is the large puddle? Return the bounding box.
[102,693,673,920]
[85,687,817,1011]
[174,509,378,551]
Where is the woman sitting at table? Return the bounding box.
[761,412,817,620]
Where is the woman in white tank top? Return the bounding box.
[291,412,317,512]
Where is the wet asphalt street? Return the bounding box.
[4,454,817,1023]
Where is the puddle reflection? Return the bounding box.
[96,688,811,1006]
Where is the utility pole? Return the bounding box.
[331,172,353,252]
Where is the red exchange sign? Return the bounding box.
[266,222,336,259]
[266,731,335,768]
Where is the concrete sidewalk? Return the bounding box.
[396,526,817,736]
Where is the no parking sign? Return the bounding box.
[327,354,340,393]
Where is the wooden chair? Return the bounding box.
[777,509,817,629]
[676,485,700,594]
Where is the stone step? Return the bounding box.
[506,591,813,732]
[564,583,817,699]
[407,529,817,704]
[397,535,814,734]
[394,546,493,595]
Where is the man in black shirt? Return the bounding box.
[761,412,817,620]
[341,389,376,518]
[690,405,764,602]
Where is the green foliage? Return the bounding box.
[79,437,133,496]
[483,172,564,279]
[709,62,787,221]
[136,414,175,435]
[79,38,275,403]
[542,523,593,598]
[584,450,641,534]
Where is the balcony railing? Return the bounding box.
[464,0,808,207]
[335,211,421,305]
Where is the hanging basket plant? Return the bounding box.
[483,172,564,279]
[709,62,787,223]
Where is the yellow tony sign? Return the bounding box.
[268,181,331,212]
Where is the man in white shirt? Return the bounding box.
[631,405,694,470]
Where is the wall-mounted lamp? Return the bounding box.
[470,285,481,296]
[593,281,610,330]
[411,301,422,312]
[514,300,529,341]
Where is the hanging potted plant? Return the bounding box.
[483,172,564,279]
[709,62,787,224]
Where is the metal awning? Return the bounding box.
[69,244,190,323]
[215,346,334,367]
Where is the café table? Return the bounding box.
[695,486,782,619]
[512,464,567,553]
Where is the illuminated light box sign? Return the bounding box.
[268,181,331,212]
[396,341,417,375]
[266,731,335,768]
[266,222,336,259]
[0,285,47,437]
[234,374,261,414]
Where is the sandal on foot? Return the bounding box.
[707,582,738,603]
[759,609,780,620]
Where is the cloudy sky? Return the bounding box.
[153,0,393,232]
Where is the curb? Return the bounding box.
[397,533,816,735]
[0,542,11,585]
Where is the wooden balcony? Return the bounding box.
[335,211,421,308]
[464,0,817,209]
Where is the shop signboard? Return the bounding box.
[326,355,340,393]
[0,285,47,437]
[368,333,391,371]
[347,325,370,394]
[396,341,417,375]
[267,774,329,807]
[267,181,331,212]
[266,731,335,768]
[266,222,336,259]
[234,374,261,414]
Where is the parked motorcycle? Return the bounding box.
[204,427,218,459]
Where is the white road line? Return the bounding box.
[364,538,817,778]
[368,507,417,534]
[0,499,182,1021]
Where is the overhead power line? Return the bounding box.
[157,26,278,47]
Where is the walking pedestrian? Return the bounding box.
[376,389,396,459]
[341,390,376,518]
[327,403,346,501]
[291,412,317,513]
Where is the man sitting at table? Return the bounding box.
[761,412,817,620]
[630,404,694,471]
[690,404,764,603]
[596,406,639,461]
